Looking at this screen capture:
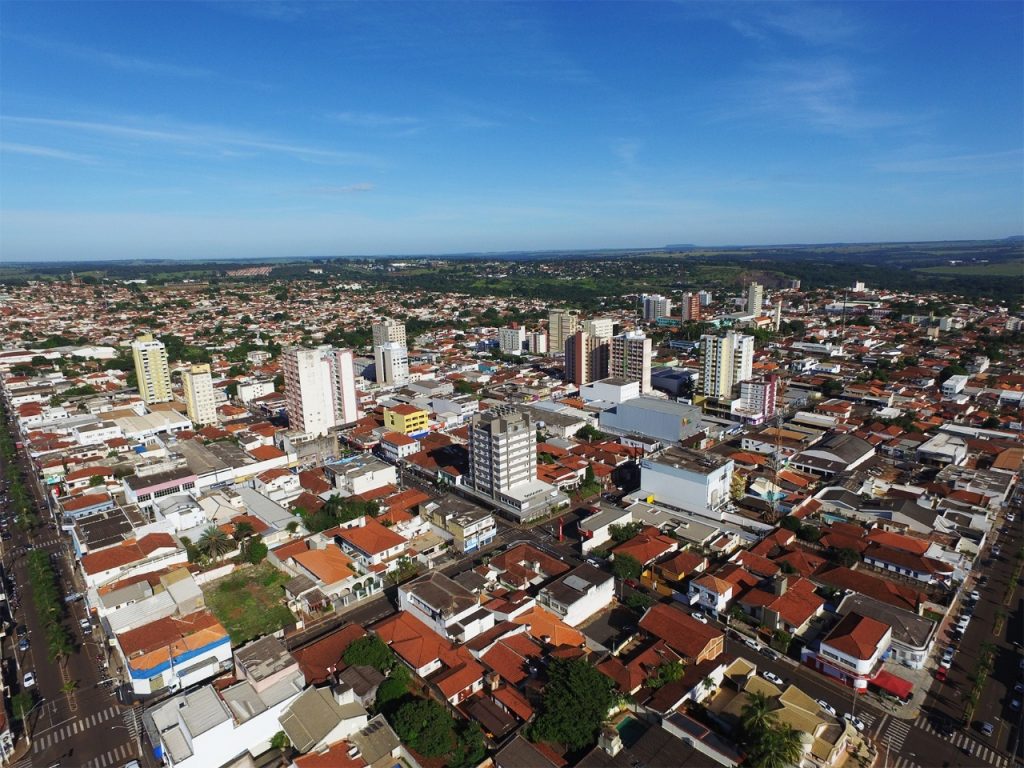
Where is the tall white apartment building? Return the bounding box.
[282,346,358,437]
[582,317,614,339]
[376,342,409,388]
[642,294,672,322]
[326,348,359,425]
[732,375,778,424]
[372,319,408,386]
[548,309,580,354]
[469,407,536,497]
[698,290,713,306]
[498,326,526,356]
[700,331,754,400]
[747,282,764,316]
[131,334,172,405]
[609,331,652,393]
[182,363,217,426]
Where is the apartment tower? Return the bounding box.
[372,319,408,387]
[468,407,537,498]
[131,334,172,405]
[700,330,754,400]
[547,309,580,355]
[610,331,652,393]
[564,331,609,387]
[747,282,764,316]
[282,346,358,437]
[182,363,217,426]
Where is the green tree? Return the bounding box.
[609,521,644,544]
[611,553,642,581]
[343,635,395,673]
[198,525,235,560]
[750,722,804,768]
[530,657,616,751]
[392,699,454,757]
[797,524,821,543]
[647,660,686,689]
[10,691,34,722]
[832,547,860,567]
[244,540,268,564]
[451,720,486,768]
[740,690,776,739]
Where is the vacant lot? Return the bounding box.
[204,562,295,645]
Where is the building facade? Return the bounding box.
[700,331,754,400]
[547,309,580,354]
[131,333,172,404]
[609,331,652,393]
[376,342,409,388]
[642,294,672,322]
[564,331,609,387]
[182,363,217,426]
[746,282,764,316]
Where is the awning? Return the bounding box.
[871,669,914,700]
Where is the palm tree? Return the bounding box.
[740,691,776,738]
[752,723,804,768]
[232,521,255,541]
[199,525,234,561]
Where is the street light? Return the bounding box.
[18,696,47,747]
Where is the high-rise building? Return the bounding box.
[377,342,409,388]
[372,319,407,386]
[182,363,217,426]
[565,331,609,386]
[773,301,782,332]
[582,317,614,339]
[282,346,359,436]
[700,330,754,400]
[733,375,778,423]
[468,407,536,498]
[642,294,672,322]
[325,348,359,426]
[610,331,652,393]
[498,326,526,356]
[372,318,407,348]
[698,290,713,306]
[131,334,172,405]
[526,331,548,355]
[283,347,336,437]
[746,282,764,316]
[547,309,580,354]
[680,293,701,322]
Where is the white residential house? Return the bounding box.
[398,571,494,643]
[537,564,614,627]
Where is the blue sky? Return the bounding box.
[1,1,1021,261]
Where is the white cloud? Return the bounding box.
[0,142,96,164]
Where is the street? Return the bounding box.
[0,429,144,768]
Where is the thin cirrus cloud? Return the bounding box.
[7,33,213,78]
[874,149,1024,174]
[331,111,424,129]
[0,141,96,164]
[2,115,380,165]
[723,4,863,47]
[304,183,375,195]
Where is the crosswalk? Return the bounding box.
[878,714,913,752]
[82,740,138,768]
[912,713,1014,767]
[31,704,121,753]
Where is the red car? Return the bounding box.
[935,667,948,682]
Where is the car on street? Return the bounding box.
[1014,682,1024,694]
[992,546,1001,557]
[968,590,981,601]
[816,699,837,717]
[624,579,640,589]
[1011,698,1021,711]
[743,636,760,650]
[761,671,784,686]
[939,658,952,670]
[17,638,28,652]
[980,722,994,737]
[759,646,779,660]
[15,625,26,640]
[935,666,948,682]
[22,672,35,688]
[844,713,866,732]
[79,618,92,632]
[691,611,708,624]
[1007,512,1016,522]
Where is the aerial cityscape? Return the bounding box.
[0,3,1022,768]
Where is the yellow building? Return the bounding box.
[383,404,429,435]
[131,334,172,404]
[182,363,217,425]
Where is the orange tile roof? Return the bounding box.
[250,445,285,461]
[293,741,365,768]
[336,517,406,555]
[823,612,889,660]
[372,611,448,670]
[639,603,723,661]
[511,606,585,648]
[292,545,355,584]
[119,609,225,658]
[291,623,367,685]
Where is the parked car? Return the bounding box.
[940,658,953,670]
[816,699,837,717]
[844,713,866,732]
[980,721,994,737]
[761,671,784,686]
[935,666,948,682]
[759,646,779,661]
[744,636,760,651]
[992,546,1001,558]
[1014,682,1024,694]
[79,618,92,632]
[17,638,28,653]
[1011,698,1021,711]
[1007,513,1016,523]
[969,590,981,601]
[22,672,35,688]
[691,611,708,624]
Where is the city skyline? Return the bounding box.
[1,1,1022,261]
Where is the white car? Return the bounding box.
[1007,513,1016,522]
[22,671,35,688]
[844,713,866,732]
[761,671,784,686]
[691,611,709,624]
[744,637,761,651]
[79,618,92,632]
[968,590,981,602]
[939,658,952,670]
[816,699,837,717]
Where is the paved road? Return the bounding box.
[0,417,146,768]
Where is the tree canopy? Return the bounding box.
[530,657,616,751]
[342,635,395,673]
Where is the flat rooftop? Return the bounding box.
[651,445,730,474]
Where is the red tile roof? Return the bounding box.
[638,603,724,661]
[291,623,366,685]
[823,612,890,660]
[336,517,406,555]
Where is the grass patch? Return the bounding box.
[923,609,944,623]
[203,562,295,646]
